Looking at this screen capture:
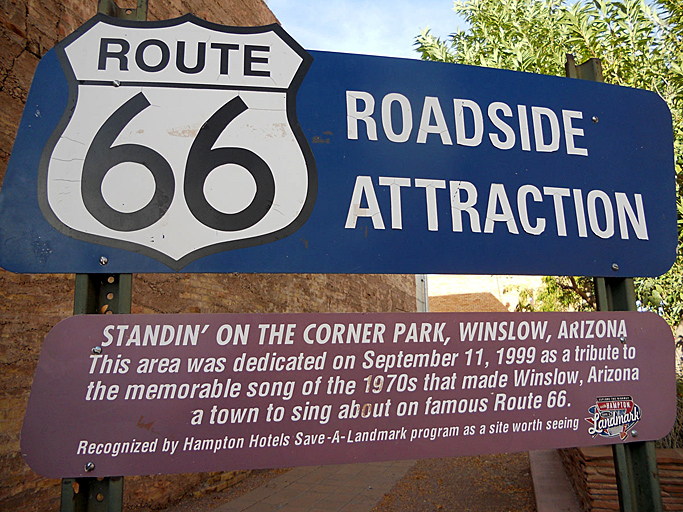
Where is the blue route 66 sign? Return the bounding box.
[0,14,676,275]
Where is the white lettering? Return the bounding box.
[484,184,518,234]
[488,102,515,150]
[345,176,385,229]
[454,99,483,147]
[378,177,411,229]
[450,181,481,232]
[381,93,412,143]
[517,185,545,235]
[417,97,452,145]
[416,179,446,231]
[346,91,377,140]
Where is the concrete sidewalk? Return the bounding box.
[213,460,416,512]
[530,450,582,512]
[210,450,580,512]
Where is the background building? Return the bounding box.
[428,275,542,312]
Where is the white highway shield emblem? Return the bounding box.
[39,15,316,270]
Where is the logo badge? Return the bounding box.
[39,15,316,270]
[586,395,642,440]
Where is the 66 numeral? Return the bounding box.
[81,93,274,232]
[547,390,568,408]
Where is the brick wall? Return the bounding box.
[560,446,683,511]
[0,1,417,510]
[428,292,510,313]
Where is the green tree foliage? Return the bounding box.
[516,276,595,312]
[417,0,683,326]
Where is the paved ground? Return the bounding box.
[153,450,580,512]
[215,461,415,512]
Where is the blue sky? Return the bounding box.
[266,0,464,59]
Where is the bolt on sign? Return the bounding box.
[0,14,676,276]
[21,311,675,478]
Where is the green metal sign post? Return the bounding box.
[597,277,664,512]
[566,54,665,512]
[58,5,144,512]
[61,274,131,510]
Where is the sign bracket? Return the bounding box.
[566,52,664,512]
[73,273,132,316]
[96,0,148,21]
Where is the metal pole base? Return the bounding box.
[61,477,123,512]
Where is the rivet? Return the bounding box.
[92,346,102,354]
[113,80,121,87]
[96,493,105,502]
[619,337,626,344]
[631,430,638,438]
[84,462,95,472]
[611,263,619,271]
[100,256,109,266]
[592,116,599,123]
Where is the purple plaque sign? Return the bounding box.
[22,311,675,478]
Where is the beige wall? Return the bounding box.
[0,2,417,509]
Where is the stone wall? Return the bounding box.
[560,446,683,511]
[0,1,418,510]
